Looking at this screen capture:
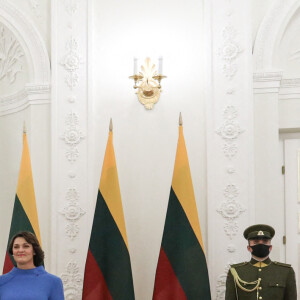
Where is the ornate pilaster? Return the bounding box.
[205,0,254,298]
[51,0,90,298]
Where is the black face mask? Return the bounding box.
[250,244,271,258]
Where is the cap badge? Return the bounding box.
[258,231,264,236]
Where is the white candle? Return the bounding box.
[134,57,138,74]
[158,56,163,74]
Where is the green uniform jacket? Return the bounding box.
[225,258,297,300]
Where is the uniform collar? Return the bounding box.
[250,257,271,267]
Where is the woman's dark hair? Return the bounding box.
[8,231,44,266]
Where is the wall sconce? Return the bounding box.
[129,57,166,110]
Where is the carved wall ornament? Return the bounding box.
[217,198,245,220]
[68,96,76,103]
[68,171,76,179]
[216,263,234,300]
[68,248,77,254]
[66,147,79,163]
[219,25,242,79]
[61,37,83,89]
[224,105,238,120]
[216,273,227,300]
[61,261,83,300]
[60,188,86,240]
[64,0,80,15]
[224,184,239,199]
[61,112,85,163]
[223,143,238,159]
[226,88,235,94]
[0,25,24,84]
[224,220,238,239]
[65,223,79,240]
[216,120,244,141]
[227,166,236,174]
[227,244,236,253]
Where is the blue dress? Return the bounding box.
[0,266,64,300]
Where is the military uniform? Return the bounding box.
[225,224,297,300]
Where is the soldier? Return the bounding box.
[225,224,297,300]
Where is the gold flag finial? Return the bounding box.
[23,121,27,134]
[179,112,183,126]
[109,118,113,132]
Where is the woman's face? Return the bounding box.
[12,237,35,269]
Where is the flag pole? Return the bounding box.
[109,118,113,132]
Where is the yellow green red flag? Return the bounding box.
[3,131,41,274]
[153,114,211,299]
[82,120,135,300]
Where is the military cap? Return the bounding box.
[243,224,275,240]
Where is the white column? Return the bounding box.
[51,0,90,298]
[205,0,254,299]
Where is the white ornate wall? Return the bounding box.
[0,0,50,268]
[205,1,254,299]
[1,0,300,299]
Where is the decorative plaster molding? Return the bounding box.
[217,198,245,220]
[217,183,245,239]
[61,261,83,300]
[216,120,244,141]
[281,78,300,87]
[66,147,79,163]
[0,25,24,83]
[0,0,50,82]
[227,244,236,253]
[216,263,233,300]
[223,143,238,159]
[28,0,41,18]
[224,106,238,120]
[64,0,80,15]
[227,166,236,174]
[224,220,239,239]
[68,96,76,103]
[253,71,282,82]
[253,0,299,70]
[61,112,85,163]
[61,37,83,90]
[226,88,235,95]
[219,25,242,79]
[60,188,86,240]
[289,49,300,61]
[216,273,227,300]
[0,84,50,116]
[224,184,239,199]
[68,171,76,178]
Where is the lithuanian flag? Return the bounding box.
[153,114,211,300]
[3,130,42,274]
[82,120,135,300]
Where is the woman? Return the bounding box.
[0,231,64,300]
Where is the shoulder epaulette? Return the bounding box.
[230,262,248,268]
[273,261,291,268]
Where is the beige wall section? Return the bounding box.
[91,0,206,298]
